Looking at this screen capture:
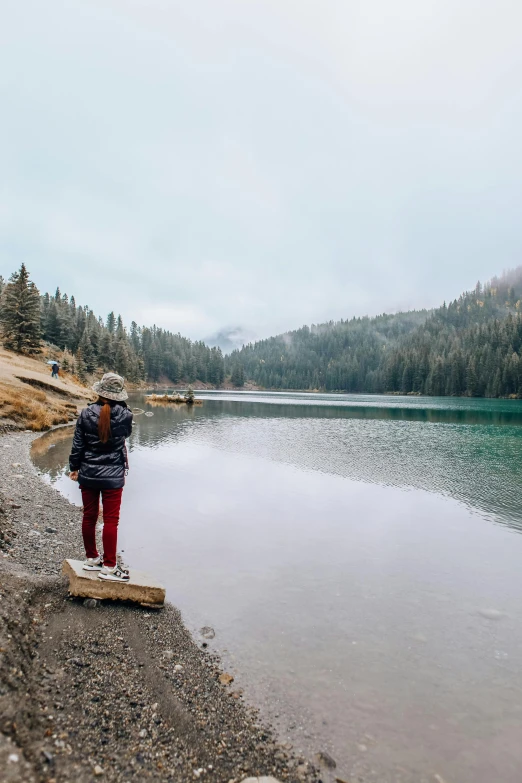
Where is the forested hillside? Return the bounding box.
[227,268,522,397]
[0,265,225,385]
[4,263,522,397]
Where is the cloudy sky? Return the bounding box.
[1,1,522,346]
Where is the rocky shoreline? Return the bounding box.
[0,431,319,783]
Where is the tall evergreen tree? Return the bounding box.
[231,363,245,387]
[98,331,114,369]
[75,347,86,381]
[114,336,130,377]
[0,263,41,353]
[78,330,96,373]
[106,311,116,334]
[43,299,62,346]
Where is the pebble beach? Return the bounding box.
[0,430,319,783]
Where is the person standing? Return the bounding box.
[51,362,59,378]
[69,373,133,581]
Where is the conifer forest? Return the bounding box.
[3,263,522,397]
[228,267,522,398]
[0,264,225,386]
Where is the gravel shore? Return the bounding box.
[0,431,319,783]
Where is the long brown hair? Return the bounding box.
[97,397,112,443]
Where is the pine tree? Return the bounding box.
[130,321,141,352]
[43,299,62,346]
[98,332,115,369]
[187,356,197,382]
[61,351,71,373]
[116,314,125,339]
[106,311,116,335]
[0,263,41,353]
[59,293,74,350]
[75,347,86,381]
[209,347,225,385]
[136,355,145,382]
[115,337,130,377]
[231,363,245,387]
[466,358,479,397]
[78,330,96,373]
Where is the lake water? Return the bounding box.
[32,392,522,783]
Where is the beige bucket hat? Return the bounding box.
[92,372,128,402]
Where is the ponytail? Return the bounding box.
[97,397,112,443]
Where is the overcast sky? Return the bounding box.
[1,1,522,346]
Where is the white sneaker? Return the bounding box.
[82,555,103,571]
[98,564,130,582]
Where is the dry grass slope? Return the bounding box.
[0,381,78,431]
[0,346,91,431]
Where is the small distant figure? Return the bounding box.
[51,362,59,379]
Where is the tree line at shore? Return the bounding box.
[0,264,225,385]
[3,263,522,397]
[226,267,522,398]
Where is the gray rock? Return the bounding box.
[83,598,98,609]
[45,527,57,534]
[200,626,216,639]
[63,559,166,607]
[316,750,336,768]
[240,778,284,783]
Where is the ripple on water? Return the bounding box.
[30,393,522,783]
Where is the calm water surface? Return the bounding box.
[32,392,522,783]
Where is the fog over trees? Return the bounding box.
[227,268,522,398]
[3,264,522,397]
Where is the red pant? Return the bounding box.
[80,487,123,569]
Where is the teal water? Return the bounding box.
[33,392,522,783]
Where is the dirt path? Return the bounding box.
[0,346,86,397]
[0,432,318,783]
[0,347,90,432]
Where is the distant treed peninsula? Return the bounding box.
[228,268,522,398]
[2,265,522,397]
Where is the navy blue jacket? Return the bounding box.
[69,402,133,489]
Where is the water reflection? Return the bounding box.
[33,394,522,533]
[31,392,522,783]
[145,390,522,424]
[125,394,522,533]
